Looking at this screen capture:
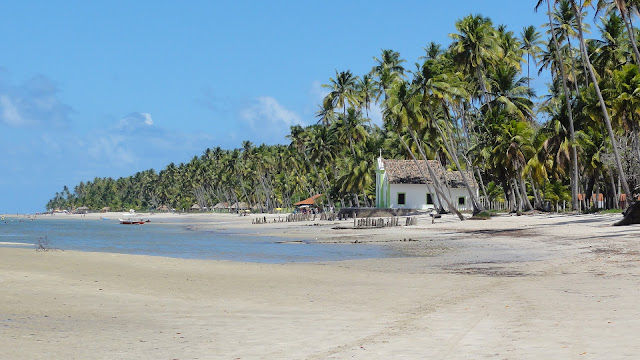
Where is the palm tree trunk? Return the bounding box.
[529,172,543,209]
[235,172,251,208]
[476,168,490,203]
[434,107,485,214]
[547,0,580,211]
[572,0,632,201]
[457,103,490,203]
[404,130,465,220]
[398,130,464,220]
[527,52,531,92]
[518,171,533,211]
[565,38,582,93]
[505,179,517,212]
[293,167,314,198]
[609,167,619,208]
[303,151,334,209]
[512,178,524,212]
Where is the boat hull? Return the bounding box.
[119,218,145,225]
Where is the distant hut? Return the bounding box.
[230,202,249,212]
[212,202,229,212]
[190,203,201,211]
[75,206,90,214]
[158,205,169,212]
[294,194,322,212]
[101,206,111,213]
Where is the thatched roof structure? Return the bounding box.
[230,202,249,210]
[444,170,478,188]
[191,204,201,210]
[382,160,442,184]
[382,159,477,188]
[213,202,228,209]
[158,205,169,211]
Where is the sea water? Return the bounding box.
[0,217,403,263]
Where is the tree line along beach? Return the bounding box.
[6,2,640,358]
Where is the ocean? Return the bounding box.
[0,216,403,263]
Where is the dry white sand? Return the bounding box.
[2,211,640,359]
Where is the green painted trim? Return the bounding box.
[386,182,390,208]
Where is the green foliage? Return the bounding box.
[48,6,640,213]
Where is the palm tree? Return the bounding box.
[322,70,359,116]
[591,13,630,75]
[475,109,534,211]
[596,0,640,64]
[609,64,640,164]
[520,25,544,91]
[449,14,499,106]
[334,108,369,158]
[372,49,406,101]
[315,100,335,126]
[384,79,465,219]
[421,42,443,60]
[535,0,581,210]
[497,24,525,69]
[569,0,632,199]
[356,73,379,117]
[412,58,485,213]
[484,63,536,121]
[337,144,375,208]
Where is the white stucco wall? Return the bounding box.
[388,183,475,211]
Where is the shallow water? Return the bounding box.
[0,217,403,263]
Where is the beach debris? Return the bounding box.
[35,235,53,251]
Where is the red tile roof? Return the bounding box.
[294,194,322,206]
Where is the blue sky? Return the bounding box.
[0,1,551,213]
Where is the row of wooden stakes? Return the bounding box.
[252,212,340,224]
[353,216,418,228]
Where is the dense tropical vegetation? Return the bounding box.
[47,1,640,215]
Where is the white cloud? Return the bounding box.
[309,80,329,103]
[0,95,25,126]
[238,96,303,144]
[117,112,155,130]
[87,134,135,165]
[0,74,72,128]
[240,96,302,130]
[141,112,153,125]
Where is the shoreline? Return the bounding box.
[0,210,631,257]
[2,213,640,358]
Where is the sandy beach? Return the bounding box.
[2,211,640,359]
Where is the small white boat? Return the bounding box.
[119,210,145,225]
[119,217,145,225]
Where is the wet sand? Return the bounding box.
[2,212,640,359]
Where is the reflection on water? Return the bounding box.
[0,217,402,263]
